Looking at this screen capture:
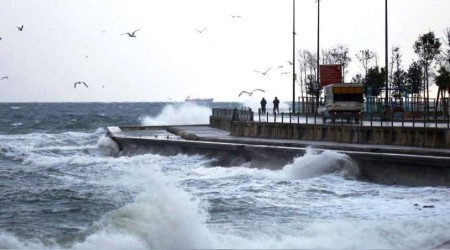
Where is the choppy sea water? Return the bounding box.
[1,102,450,249]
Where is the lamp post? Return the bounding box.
[317,0,320,85]
[384,0,389,106]
[292,0,296,113]
[316,0,320,111]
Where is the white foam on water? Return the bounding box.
[140,103,211,126]
[96,134,120,156]
[0,231,44,249]
[280,148,361,180]
[59,159,220,249]
[213,219,450,249]
[2,129,450,250]
[190,148,360,181]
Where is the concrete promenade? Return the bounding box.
[107,124,450,187]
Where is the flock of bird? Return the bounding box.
[192,15,291,99]
[2,14,294,99]
[0,26,25,80]
[242,60,294,97]
[0,24,142,89]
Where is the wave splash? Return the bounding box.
[281,148,361,180]
[139,103,211,126]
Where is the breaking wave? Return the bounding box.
[139,103,211,126]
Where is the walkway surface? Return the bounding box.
[109,125,450,157]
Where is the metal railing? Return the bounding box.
[212,107,253,122]
[254,110,450,129]
[211,107,450,128]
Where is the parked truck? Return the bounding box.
[317,83,364,123]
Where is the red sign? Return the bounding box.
[320,65,342,86]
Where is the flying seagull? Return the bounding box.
[1,76,8,80]
[121,29,140,38]
[239,89,265,97]
[74,81,89,88]
[196,27,207,34]
[253,67,272,76]
[230,15,241,18]
[17,25,24,31]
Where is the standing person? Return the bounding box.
[260,97,267,114]
[273,97,280,115]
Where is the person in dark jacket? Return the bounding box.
[273,97,280,115]
[260,97,267,114]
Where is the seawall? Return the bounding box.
[106,125,450,187]
[210,117,450,148]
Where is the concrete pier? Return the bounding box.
[107,124,450,187]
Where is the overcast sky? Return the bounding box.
[0,0,449,102]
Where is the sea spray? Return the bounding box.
[84,172,216,249]
[281,148,360,180]
[140,103,211,126]
[96,134,120,156]
[2,103,450,249]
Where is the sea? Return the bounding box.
[1,102,450,249]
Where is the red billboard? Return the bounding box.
[319,64,342,86]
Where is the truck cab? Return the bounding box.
[318,83,364,123]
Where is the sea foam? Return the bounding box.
[281,148,360,180]
[140,103,211,126]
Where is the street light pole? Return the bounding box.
[317,0,320,110]
[292,0,296,113]
[317,0,320,86]
[384,0,389,106]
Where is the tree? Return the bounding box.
[305,74,321,97]
[390,47,407,98]
[356,49,377,77]
[364,66,386,98]
[438,27,450,66]
[434,28,450,118]
[351,73,364,84]
[413,31,442,111]
[436,66,450,87]
[321,44,352,80]
[297,49,320,112]
[435,27,450,87]
[407,61,423,95]
[297,49,318,98]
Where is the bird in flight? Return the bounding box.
[196,27,207,34]
[74,81,89,88]
[17,25,24,31]
[287,61,293,65]
[253,67,272,76]
[239,89,265,97]
[230,15,241,18]
[1,76,8,80]
[121,29,140,38]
